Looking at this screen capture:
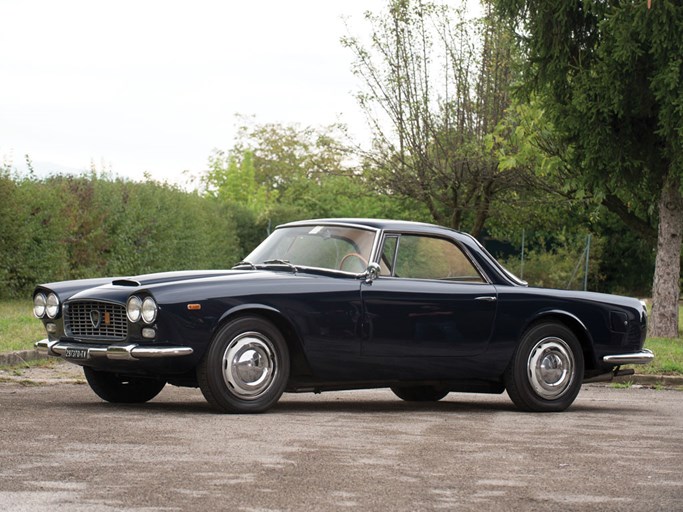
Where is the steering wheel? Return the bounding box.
[339,253,369,271]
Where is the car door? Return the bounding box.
[361,233,497,357]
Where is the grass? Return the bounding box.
[610,381,634,389]
[0,300,46,353]
[629,302,683,375]
[1,299,682,376]
[634,337,683,375]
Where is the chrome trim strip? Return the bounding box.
[130,346,195,358]
[107,344,139,361]
[35,338,60,356]
[35,339,193,360]
[602,348,654,365]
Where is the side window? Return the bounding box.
[393,235,484,282]
[379,235,398,276]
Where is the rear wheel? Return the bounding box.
[391,385,449,402]
[83,367,166,403]
[504,322,584,412]
[197,316,289,413]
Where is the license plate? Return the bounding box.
[64,347,89,360]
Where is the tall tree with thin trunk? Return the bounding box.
[493,0,683,337]
[343,0,526,237]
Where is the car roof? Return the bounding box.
[277,218,524,287]
[279,218,461,234]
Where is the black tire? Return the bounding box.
[504,322,584,412]
[83,367,166,404]
[197,316,290,413]
[391,385,449,402]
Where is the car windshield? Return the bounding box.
[243,225,377,273]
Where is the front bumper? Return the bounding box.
[583,349,654,383]
[602,348,654,365]
[35,338,193,362]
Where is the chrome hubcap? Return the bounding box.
[222,332,278,400]
[527,336,575,400]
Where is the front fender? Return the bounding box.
[211,303,314,380]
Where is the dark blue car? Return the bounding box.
[34,218,653,413]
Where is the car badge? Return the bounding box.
[90,309,102,329]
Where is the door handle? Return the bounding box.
[474,296,497,302]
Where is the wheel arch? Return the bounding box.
[213,304,312,378]
[521,310,597,372]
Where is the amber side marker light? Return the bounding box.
[187,304,202,310]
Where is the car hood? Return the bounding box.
[60,268,339,305]
[39,270,251,304]
[110,270,238,287]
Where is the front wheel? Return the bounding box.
[504,322,584,412]
[83,367,166,403]
[197,316,290,413]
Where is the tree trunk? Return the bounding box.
[650,176,683,338]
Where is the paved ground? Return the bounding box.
[0,362,682,512]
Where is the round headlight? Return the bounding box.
[141,297,157,324]
[33,293,47,318]
[45,293,60,319]
[127,296,142,323]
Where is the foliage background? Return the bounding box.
[0,170,240,298]
[0,159,657,301]
[0,1,672,306]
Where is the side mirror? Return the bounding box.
[363,262,381,283]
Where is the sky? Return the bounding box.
[1,0,393,186]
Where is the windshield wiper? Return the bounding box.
[232,260,257,270]
[262,259,298,273]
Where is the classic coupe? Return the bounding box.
[34,218,653,413]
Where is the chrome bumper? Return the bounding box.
[35,339,193,362]
[602,348,654,365]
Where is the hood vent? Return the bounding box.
[112,279,141,287]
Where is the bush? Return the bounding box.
[1,173,241,299]
[498,237,604,290]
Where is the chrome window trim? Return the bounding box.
[256,222,383,277]
[374,231,492,285]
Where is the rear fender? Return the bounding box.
[522,310,597,371]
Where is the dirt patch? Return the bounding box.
[0,359,85,385]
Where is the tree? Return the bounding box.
[204,119,354,212]
[203,119,430,242]
[343,0,527,237]
[493,0,683,337]
[231,118,353,193]
[205,150,275,214]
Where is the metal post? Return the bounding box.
[520,229,525,279]
[583,234,592,291]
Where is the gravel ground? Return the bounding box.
[0,361,682,511]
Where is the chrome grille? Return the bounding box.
[64,301,127,340]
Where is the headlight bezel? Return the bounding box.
[141,296,158,324]
[127,295,158,324]
[33,293,47,318]
[126,295,143,323]
[45,293,60,319]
